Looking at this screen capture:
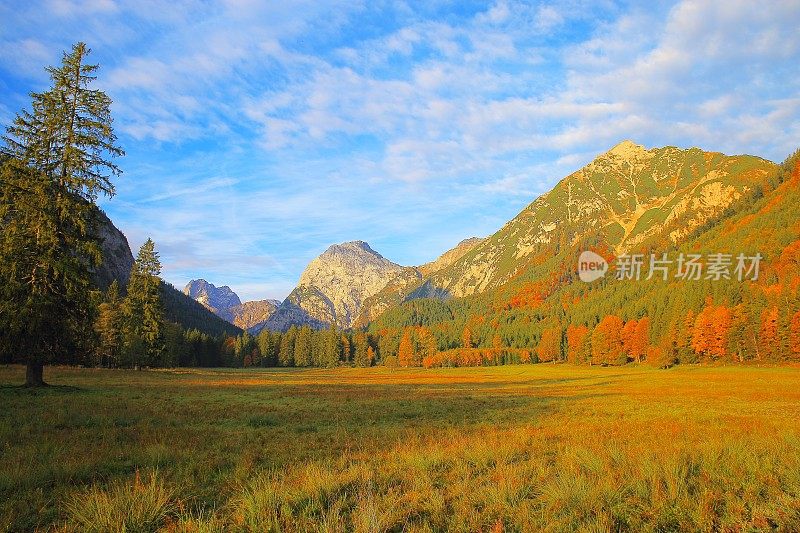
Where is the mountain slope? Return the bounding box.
[220,299,281,332]
[355,237,484,327]
[419,141,776,300]
[368,143,795,367]
[184,279,241,313]
[263,241,404,331]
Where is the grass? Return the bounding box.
[1,364,799,531]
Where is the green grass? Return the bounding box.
[1,364,799,531]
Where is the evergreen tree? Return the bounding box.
[319,325,341,368]
[278,327,296,366]
[94,280,124,367]
[257,329,278,367]
[124,238,164,367]
[294,326,313,367]
[353,331,371,367]
[0,42,123,385]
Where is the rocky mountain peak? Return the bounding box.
[183,279,242,313]
[267,241,404,330]
[605,139,647,158]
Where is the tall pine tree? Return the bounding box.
[124,239,164,368]
[0,42,123,385]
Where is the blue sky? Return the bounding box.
[1,1,798,301]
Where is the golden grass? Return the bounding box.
[1,364,799,531]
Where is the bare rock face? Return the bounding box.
[354,237,484,327]
[92,209,134,291]
[183,280,281,331]
[221,299,281,332]
[184,280,242,313]
[264,241,404,331]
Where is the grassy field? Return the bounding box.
[1,364,800,532]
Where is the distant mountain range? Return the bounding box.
[186,140,773,332]
[110,140,791,339]
[182,279,280,332]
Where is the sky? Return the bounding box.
[1,1,799,301]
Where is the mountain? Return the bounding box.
[219,300,281,332]
[367,142,798,367]
[354,237,484,327]
[184,279,241,313]
[94,215,241,337]
[92,209,135,291]
[183,280,280,331]
[263,241,404,331]
[413,141,776,300]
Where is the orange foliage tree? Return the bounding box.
[621,319,637,360]
[462,327,473,349]
[692,302,731,360]
[759,306,780,361]
[398,329,416,367]
[537,327,561,363]
[566,324,589,364]
[592,315,624,365]
[790,310,800,362]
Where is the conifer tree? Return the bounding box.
[319,325,341,368]
[279,327,296,366]
[95,280,124,367]
[353,331,371,367]
[294,326,313,367]
[124,238,164,367]
[0,42,123,385]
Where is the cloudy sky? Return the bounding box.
[1,1,798,301]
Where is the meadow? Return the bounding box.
[1,364,799,532]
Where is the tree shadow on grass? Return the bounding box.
[0,383,84,395]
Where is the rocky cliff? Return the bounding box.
[263,241,404,331]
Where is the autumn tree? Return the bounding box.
[398,328,416,367]
[462,327,473,349]
[621,319,638,360]
[566,324,589,364]
[692,301,731,361]
[537,327,561,363]
[592,315,624,365]
[0,42,123,385]
[417,326,437,362]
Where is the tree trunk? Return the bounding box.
[25,360,46,387]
